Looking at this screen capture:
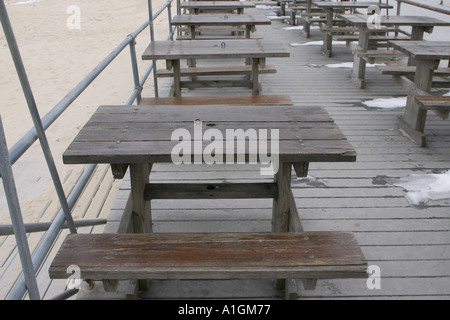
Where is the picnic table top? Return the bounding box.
[62,105,356,164]
[313,1,392,9]
[142,39,290,60]
[389,40,450,60]
[180,1,256,8]
[171,14,271,26]
[339,13,450,26]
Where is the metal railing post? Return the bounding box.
[129,36,143,105]
[148,0,159,97]
[0,116,40,300]
[168,1,174,40]
[396,0,402,15]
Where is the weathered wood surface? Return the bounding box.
[180,1,256,9]
[143,39,289,60]
[414,96,450,111]
[142,39,289,96]
[155,64,277,77]
[144,182,278,199]
[377,66,450,76]
[340,14,450,27]
[313,1,392,9]
[180,1,255,14]
[62,105,356,164]
[139,94,293,106]
[389,41,450,60]
[171,14,271,26]
[142,39,290,60]
[388,41,450,146]
[49,232,367,280]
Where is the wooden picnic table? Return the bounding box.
[142,39,289,96]
[171,14,271,40]
[55,104,365,298]
[180,1,256,14]
[279,0,307,16]
[62,104,357,234]
[388,40,450,146]
[314,2,393,57]
[339,14,450,89]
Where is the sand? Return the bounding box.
[0,0,170,224]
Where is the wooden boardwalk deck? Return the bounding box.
[2,5,450,300]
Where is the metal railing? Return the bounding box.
[396,0,450,15]
[0,0,176,300]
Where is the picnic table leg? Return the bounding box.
[272,162,291,233]
[280,2,286,16]
[251,58,261,95]
[130,163,152,234]
[170,59,182,97]
[407,26,426,66]
[245,25,251,39]
[272,162,297,297]
[129,162,152,291]
[321,8,334,57]
[303,0,312,38]
[186,26,198,78]
[272,162,313,299]
[398,59,437,147]
[351,26,369,89]
[272,162,290,292]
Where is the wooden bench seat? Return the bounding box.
[377,66,450,76]
[320,25,359,33]
[177,34,250,40]
[333,35,410,43]
[415,96,450,118]
[355,49,406,63]
[156,65,277,78]
[139,94,293,106]
[49,232,368,298]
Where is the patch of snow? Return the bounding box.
[363,96,407,109]
[386,171,450,206]
[282,26,304,31]
[290,40,347,46]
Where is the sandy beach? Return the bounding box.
[0,0,169,225]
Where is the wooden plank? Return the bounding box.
[142,39,290,60]
[389,41,450,60]
[139,95,293,106]
[155,65,277,78]
[341,14,450,27]
[49,232,367,280]
[144,182,278,199]
[414,96,450,111]
[171,14,271,26]
[63,139,357,165]
[75,124,343,142]
[377,66,450,76]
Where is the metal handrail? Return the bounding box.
[396,0,450,16]
[0,0,176,300]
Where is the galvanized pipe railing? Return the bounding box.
[0,116,40,300]
[0,0,77,236]
[396,0,450,16]
[1,0,175,300]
